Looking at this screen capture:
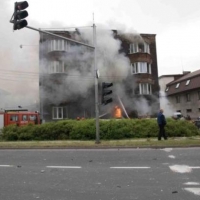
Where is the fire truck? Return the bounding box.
[0,109,40,129]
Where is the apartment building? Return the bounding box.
[39,29,160,121]
[159,70,200,119]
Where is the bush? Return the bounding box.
[1,118,199,141]
[70,119,95,140]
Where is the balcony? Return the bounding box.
[128,52,152,63]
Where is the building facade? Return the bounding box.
[159,70,200,119]
[117,33,160,117]
[39,30,160,122]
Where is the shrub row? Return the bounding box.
[0,118,199,141]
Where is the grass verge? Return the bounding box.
[0,137,199,149]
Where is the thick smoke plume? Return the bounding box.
[1,0,159,117]
[41,25,159,117]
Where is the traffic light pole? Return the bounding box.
[24,25,100,143]
[26,26,95,49]
[10,2,100,143]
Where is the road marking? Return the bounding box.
[110,167,150,169]
[189,167,200,169]
[168,155,176,159]
[0,165,13,167]
[184,182,200,186]
[169,165,200,173]
[169,165,192,173]
[46,166,82,169]
[184,188,200,196]
[162,148,173,152]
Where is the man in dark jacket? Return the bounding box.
[157,109,167,140]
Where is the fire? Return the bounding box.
[114,106,122,118]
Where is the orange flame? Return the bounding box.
[114,106,122,118]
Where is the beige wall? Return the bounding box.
[168,90,200,119]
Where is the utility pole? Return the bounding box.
[93,24,100,144]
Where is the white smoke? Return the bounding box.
[159,91,175,117]
[40,24,160,117]
[1,0,159,117]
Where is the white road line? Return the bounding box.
[184,182,200,186]
[189,167,200,169]
[46,166,82,169]
[110,167,150,169]
[169,165,200,173]
[184,188,200,196]
[0,165,13,167]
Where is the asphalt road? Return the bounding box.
[0,148,200,200]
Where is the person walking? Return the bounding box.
[157,109,167,140]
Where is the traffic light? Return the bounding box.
[12,1,29,30]
[102,82,113,105]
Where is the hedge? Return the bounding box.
[0,118,199,141]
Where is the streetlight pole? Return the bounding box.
[93,24,100,144]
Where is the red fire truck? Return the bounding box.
[0,109,40,129]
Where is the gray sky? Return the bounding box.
[0,0,200,107]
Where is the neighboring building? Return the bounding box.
[158,71,190,116]
[160,70,200,119]
[39,30,160,121]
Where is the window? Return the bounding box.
[29,115,36,120]
[176,96,180,103]
[186,109,192,113]
[185,80,190,85]
[63,63,69,73]
[48,40,70,52]
[22,115,28,121]
[129,42,150,54]
[198,91,200,100]
[175,83,180,88]
[186,93,191,102]
[10,115,18,121]
[49,60,67,73]
[131,62,151,74]
[165,87,169,92]
[138,43,145,52]
[52,107,63,119]
[139,83,152,94]
[129,43,136,54]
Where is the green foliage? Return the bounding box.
[70,119,96,140]
[1,118,199,141]
[166,118,200,137]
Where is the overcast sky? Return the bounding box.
[0,0,200,106]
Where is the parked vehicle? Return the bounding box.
[0,109,40,129]
[172,112,183,120]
